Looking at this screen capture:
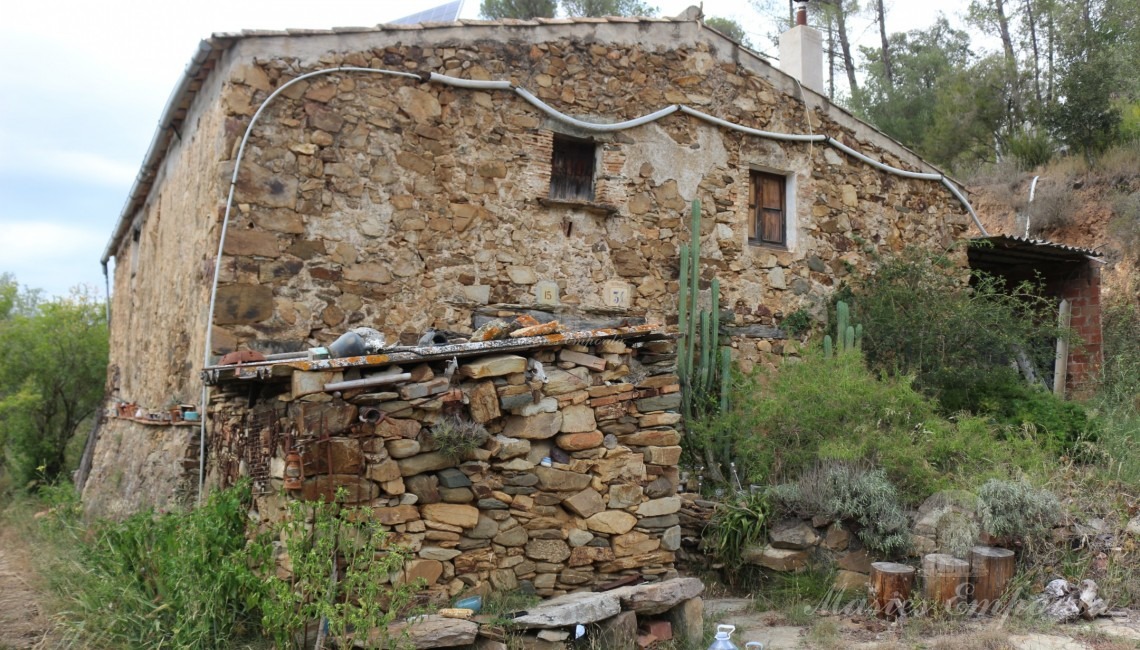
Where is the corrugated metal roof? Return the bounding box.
[971,235,1101,259]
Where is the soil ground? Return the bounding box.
[705,598,1140,650]
[0,528,53,650]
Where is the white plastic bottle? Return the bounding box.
[708,624,739,650]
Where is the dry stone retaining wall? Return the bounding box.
[209,332,684,599]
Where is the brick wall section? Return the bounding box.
[1060,263,1103,394]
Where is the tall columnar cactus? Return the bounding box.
[826,300,863,358]
[677,199,727,420]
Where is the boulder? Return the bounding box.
[742,546,810,572]
[376,615,478,648]
[608,577,705,615]
[586,511,638,535]
[563,488,606,518]
[511,591,621,628]
[769,519,820,550]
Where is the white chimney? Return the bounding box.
[779,1,823,93]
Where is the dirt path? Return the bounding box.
[0,532,53,650]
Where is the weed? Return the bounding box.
[261,487,421,649]
[429,415,489,461]
[976,478,1061,544]
[46,481,266,649]
[770,463,910,556]
[1026,180,1079,234]
[705,490,768,578]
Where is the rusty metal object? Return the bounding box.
[284,449,303,491]
[509,320,561,338]
[218,349,267,365]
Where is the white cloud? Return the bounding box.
[0,146,137,188]
[0,220,107,296]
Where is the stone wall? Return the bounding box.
[212,22,970,367]
[92,17,973,517]
[208,332,684,600]
[84,59,232,517]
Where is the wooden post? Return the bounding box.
[1053,299,1071,398]
[922,554,971,610]
[969,546,1016,614]
[870,562,915,619]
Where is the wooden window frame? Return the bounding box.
[748,169,788,248]
[549,135,597,201]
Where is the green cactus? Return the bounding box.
[824,334,833,359]
[855,323,863,350]
[837,300,850,351]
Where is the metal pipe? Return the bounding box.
[324,373,412,392]
[515,88,680,132]
[680,105,826,143]
[1026,175,1041,237]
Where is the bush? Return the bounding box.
[430,415,489,461]
[850,248,1064,414]
[1007,129,1055,170]
[705,490,768,575]
[976,478,1061,543]
[692,347,1052,502]
[49,482,266,649]
[1027,181,1079,235]
[770,463,910,556]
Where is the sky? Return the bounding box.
[0,0,979,298]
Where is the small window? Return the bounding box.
[749,170,787,247]
[550,136,596,201]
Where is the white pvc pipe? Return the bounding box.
[679,105,826,143]
[514,87,680,132]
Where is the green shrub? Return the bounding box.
[262,487,420,649]
[692,347,1052,502]
[1007,128,1055,170]
[939,367,1098,455]
[49,482,267,649]
[850,248,1066,415]
[430,415,489,461]
[705,490,768,576]
[770,463,910,556]
[976,478,1061,542]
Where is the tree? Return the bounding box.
[817,0,860,94]
[479,0,556,19]
[561,0,657,16]
[854,17,976,162]
[873,0,893,86]
[0,280,107,488]
[705,16,752,47]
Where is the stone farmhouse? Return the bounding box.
[82,3,987,561]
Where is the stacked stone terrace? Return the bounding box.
[206,323,685,602]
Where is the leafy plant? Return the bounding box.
[430,415,489,461]
[262,487,421,649]
[976,478,1061,543]
[705,490,768,576]
[48,481,268,649]
[770,463,911,556]
[1007,128,1055,170]
[0,278,107,488]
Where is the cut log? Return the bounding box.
[969,546,1016,613]
[870,562,915,619]
[922,554,971,610]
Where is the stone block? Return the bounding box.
[399,377,451,400]
[460,355,527,379]
[742,546,810,572]
[366,459,401,483]
[613,531,660,557]
[469,380,501,423]
[834,570,869,593]
[422,503,479,529]
[383,614,477,647]
[214,284,275,325]
[536,466,592,492]
[294,402,358,437]
[405,474,440,504]
[398,452,456,477]
[667,597,704,647]
[608,483,644,509]
[292,370,342,398]
[569,546,616,567]
[638,411,682,427]
[586,510,638,535]
[377,417,422,439]
[299,475,377,503]
[386,438,421,459]
[609,577,704,615]
[642,446,682,466]
[503,412,563,440]
[525,539,571,563]
[634,393,682,412]
[662,525,682,551]
[769,519,821,550]
[493,525,528,547]
[595,610,638,650]
[559,404,596,433]
[636,497,681,517]
[512,591,621,628]
[619,429,681,446]
[372,504,420,525]
[563,488,606,518]
[559,349,606,371]
[437,468,472,489]
[555,430,603,451]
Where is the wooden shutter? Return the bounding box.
[550,137,596,200]
[751,170,786,246]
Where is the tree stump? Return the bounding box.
[870,562,915,619]
[969,546,1016,613]
[922,554,971,610]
